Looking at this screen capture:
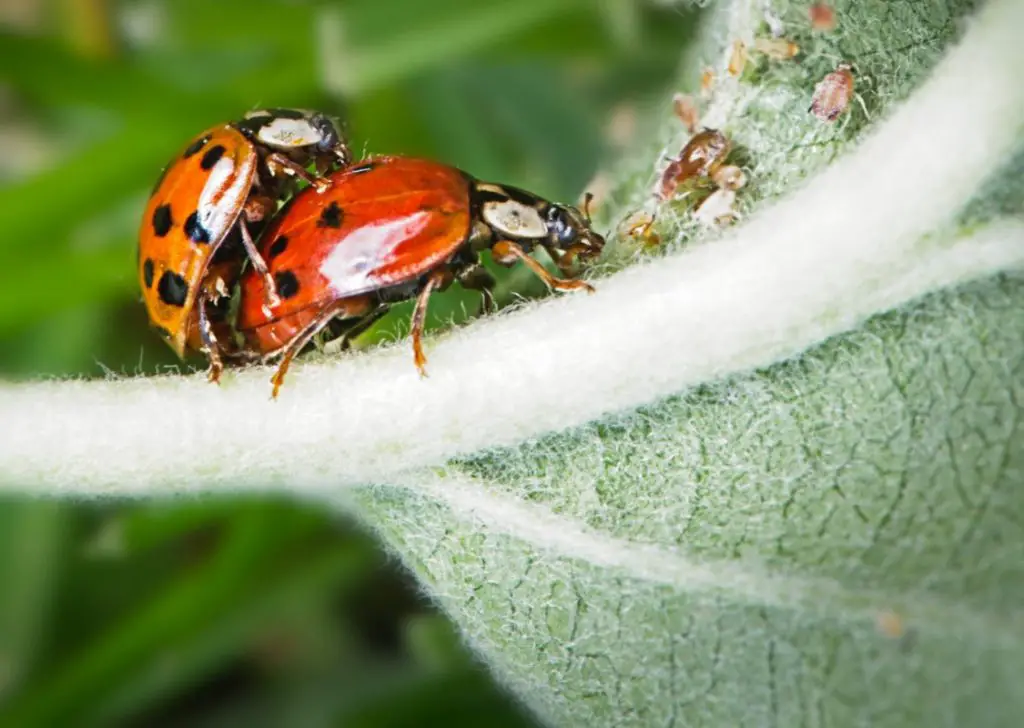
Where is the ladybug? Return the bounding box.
[234,156,606,397]
[138,108,350,380]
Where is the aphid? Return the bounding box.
[656,129,732,200]
[700,67,716,99]
[235,157,605,397]
[710,164,747,191]
[728,40,748,77]
[622,212,661,247]
[672,93,700,134]
[809,2,837,32]
[809,63,855,122]
[875,610,906,640]
[693,188,739,227]
[753,37,800,60]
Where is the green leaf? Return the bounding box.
[355,271,1024,727]
[339,0,1024,725]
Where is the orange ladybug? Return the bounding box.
[235,156,606,397]
[138,108,350,380]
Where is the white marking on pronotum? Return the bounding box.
[481,199,548,239]
[257,118,324,149]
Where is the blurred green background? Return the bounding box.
[0,1,694,725]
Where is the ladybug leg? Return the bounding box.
[456,263,497,313]
[491,241,595,294]
[269,297,376,399]
[409,269,451,378]
[237,217,282,311]
[197,295,224,385]
[548,242,594,275]
[265,152,331,193]
[336,306,390,352]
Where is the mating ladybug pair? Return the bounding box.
[138,108,605,397]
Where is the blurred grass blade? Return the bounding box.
[319,0,583,95]
[0,500,65,701]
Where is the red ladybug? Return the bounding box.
[235,156,605,397]
[138,108,350,380]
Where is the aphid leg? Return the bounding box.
[456,263,497,313]
[853,92,871,120]
[491,241,595,294]
[237,217,281,311]
[269,298,375,398]
[265,152,331,193]
[409,269,450,378]
[197,295,224,385]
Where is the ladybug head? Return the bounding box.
[543,194,605,267]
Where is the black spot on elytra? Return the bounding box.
[200,144,226,170]
[317,201,343,228]
[183,134,211,159]
[157,271,189,307]
[152,204,173,237]
[184,211,211,244]
[268,235,289,258]
[143,259,155,288]
[347,161,375,174]
[274,270,300,299]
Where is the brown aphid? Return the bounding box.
[672,93,700,134]
[809,2,837,32]
[656,129,732,200]
[700,67,715,98]
[810,63,854,122]
[753,37,800,60]
[728,40,748,76]
[875,610,906,640]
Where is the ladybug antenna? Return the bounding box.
[582,192,594,223]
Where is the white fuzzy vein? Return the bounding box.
[0,0,1023,495]
[404,472,1024,646]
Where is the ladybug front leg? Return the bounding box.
[265,153,331,193]
[490,241,595,294]
[409,269,453,378]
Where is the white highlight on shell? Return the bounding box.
[197,154,250,244]
[318,211,432,296]
[256,118,324,149]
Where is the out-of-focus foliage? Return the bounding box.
[0,0,695,725]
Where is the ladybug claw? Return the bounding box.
[207,365,223,385]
